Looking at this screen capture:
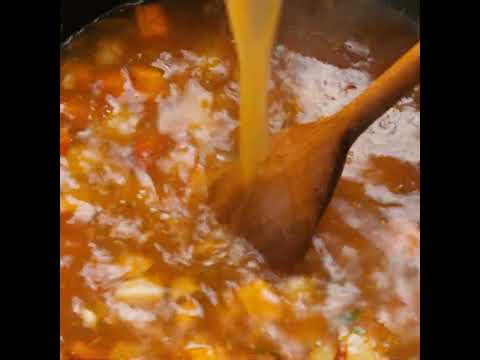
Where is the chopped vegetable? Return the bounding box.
[97,70,125,97]
[135,3,169,38]
[95,38,125,66]
[170,277,199,298]
[117,253,153,278]
[236,280,283,321]
[128,64,167,96]
[114,277,165,304]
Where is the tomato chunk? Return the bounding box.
[95,38,125,66]
[97,69,125,96]
[128,64,167,97]
[135,4,169,38]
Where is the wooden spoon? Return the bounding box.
[210,42,420,271]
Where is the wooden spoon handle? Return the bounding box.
[335,41,420,145]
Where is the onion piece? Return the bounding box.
[114,278,165,304]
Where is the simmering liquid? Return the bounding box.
[60,1,419,359]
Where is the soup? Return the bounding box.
[60,1,420,359]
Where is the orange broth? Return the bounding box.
[60,1,419,359]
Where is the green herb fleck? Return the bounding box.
[352,326,366,335]
[340,309,360,325]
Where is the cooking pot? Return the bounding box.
[60,0,419,43]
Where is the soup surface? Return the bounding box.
[60,1,420,359]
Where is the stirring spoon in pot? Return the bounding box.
[210,42,420,271]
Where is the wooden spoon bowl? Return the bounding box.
[210,42,420,270]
